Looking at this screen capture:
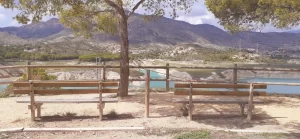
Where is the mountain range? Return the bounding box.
[1,14,300,54]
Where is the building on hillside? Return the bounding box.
[24,48,38,53]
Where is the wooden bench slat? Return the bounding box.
[14,89,119,95]
[16,98,118,103]
[175,83,267,89]
[174,90,267,96]
[13,82,118,87]
[172,99,264,104]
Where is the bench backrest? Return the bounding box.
[174,83,267,96]
[13,81,119,95]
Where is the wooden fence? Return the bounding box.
[2,62,300,91]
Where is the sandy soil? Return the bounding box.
[1,92,300,138]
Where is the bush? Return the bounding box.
[106,109,118,119]
[79,52,120,62]
[0,84,13,98]
[0,92,10,98]
[173,131,211,139]
[22,68,57,80]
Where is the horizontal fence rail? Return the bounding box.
[2,62,300,93]
[2,65,300,72]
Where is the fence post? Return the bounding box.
[233,64,238,91]
[29,81,35,121]
[166,63,170,92]
[102,62,106,81]
[96,57,99,80]
[145,70,150,118]
[26,61,31,80]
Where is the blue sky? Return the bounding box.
[1,1,300,32]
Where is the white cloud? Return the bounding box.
[177,16,203,24]
[0,13,5,20]
[9,20,22,27]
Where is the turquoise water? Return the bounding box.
[0,84,7,92]
[138,69,175,88]
[241,78,300,94]
[138,70,300,94]
[0,79,9,93]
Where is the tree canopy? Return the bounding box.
[206,0,300,32]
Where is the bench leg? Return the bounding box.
[36,103,43,118]
[247,84,254,121]
[239,104,245,116]
[28,104,36,121]
[247,104,255,120]
[98,103,105,121]
[186,104,194,120]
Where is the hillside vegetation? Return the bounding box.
[0,44,285,64]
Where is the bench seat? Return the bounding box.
[172,98,264,104]
[16,98,118,104]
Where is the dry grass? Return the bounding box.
[0,92,9,98]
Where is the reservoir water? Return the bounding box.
[138,70,300,95]
[0,79,9,93]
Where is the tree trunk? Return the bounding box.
[118,13,129,97]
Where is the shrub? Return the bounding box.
[173,131,211,139]
[106,109,118,119]
[0,92,10,98]
[79,52,120,62]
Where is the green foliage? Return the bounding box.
[0,45,79,61]
[22,68,57,80]
[255,56,285,63]
[4,52,21,59]
[63,112,77,117]
[79,52,120,62]
[173,131,211,139]
[0,91,10,98]
[106,109,118,119]
[206,0,300,32]
[59,6,119,37]
[19,53,79,61]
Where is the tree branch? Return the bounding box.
[104,0,123,14]
[128,0,145,17]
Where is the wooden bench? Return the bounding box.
[172,83,267,120]
[13,81,119,121]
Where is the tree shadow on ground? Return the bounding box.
[133,92,290,129]
[260,96,300,108]
[284,121,300,135]
[118,92,300,130]
[192,105,283,129]
[37,113,134,122]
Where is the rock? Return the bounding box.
[169,69,192,80]
[49,70,121,80]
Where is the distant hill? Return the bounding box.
[1,14,300,54]
[0,18,64,39]
[287,30,300,33]
[0,32,32,45]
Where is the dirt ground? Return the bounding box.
[1,92,300,138]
